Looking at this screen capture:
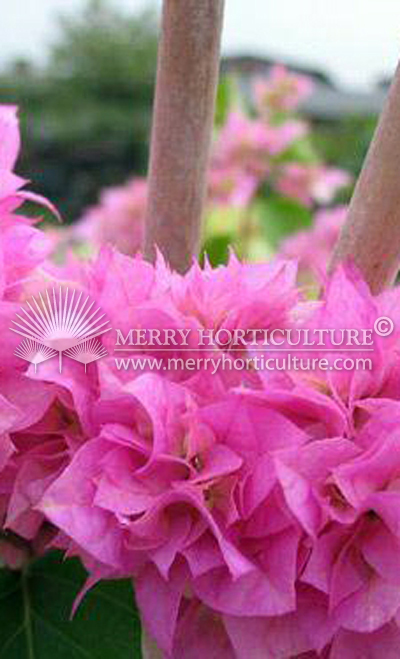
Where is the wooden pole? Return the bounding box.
[330,63,400,294]
[143,0,225,273]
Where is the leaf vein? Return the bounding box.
[31,612,92,659]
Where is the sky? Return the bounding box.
[1,0,400,89]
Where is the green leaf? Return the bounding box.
[0,551,141,659]
[202,235,231,266]
[276,135,320,165]
[256,194,313,249]
[214,75,242,128]
[214,77,231,128]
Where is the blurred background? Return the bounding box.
[0,0,398,227]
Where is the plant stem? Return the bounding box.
[143,0,225,273]
[330,62,400,293]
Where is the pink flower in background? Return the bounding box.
[72,177,147,256]
[280,206,347,284]
[209,110,307,210]
[253,64,314,115]
[276,163,351,207]
[213,111,306,178]
[208,168,259,208]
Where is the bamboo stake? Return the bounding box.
[143,0,225,273]
[330,63,400,293]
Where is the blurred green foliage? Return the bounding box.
[313,115,377,177]
[0,0,158,221]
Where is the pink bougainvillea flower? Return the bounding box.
[0,220,54,299]
[213,112,306,179]
[330,624,400,659]
[5,102,400,657]
[83,247,301,389]
[0,105,56,301]
[0,105,30,211]
[276,163,351,207]
[40,372,310,652]
[208,167,259,208]
[0,106,59,224]
[301,265,400,409]
[261,264,400,430]
[0,105,20,171]
[169,251,299,333]
[299,418,400,642]
[253,64,314,115]
[0,105,66,569]
[0,373,76,562]
[208,107,308,213]
[224,585,337,658]
[279,205,348,285]
[172,599,235,659]
[30,253,400,657]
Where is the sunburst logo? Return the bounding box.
[11,287,112,373]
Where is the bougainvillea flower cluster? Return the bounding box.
[64,65,351,262]
[253,64,315,115]
[2,107,400,659]
[210,110,307,200]
[275,164,351,208]
[209,65,350,212]
[0,105,71,568]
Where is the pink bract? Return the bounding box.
[280,206,348,285]
[213,111,306,177]
[72,177,147,256]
